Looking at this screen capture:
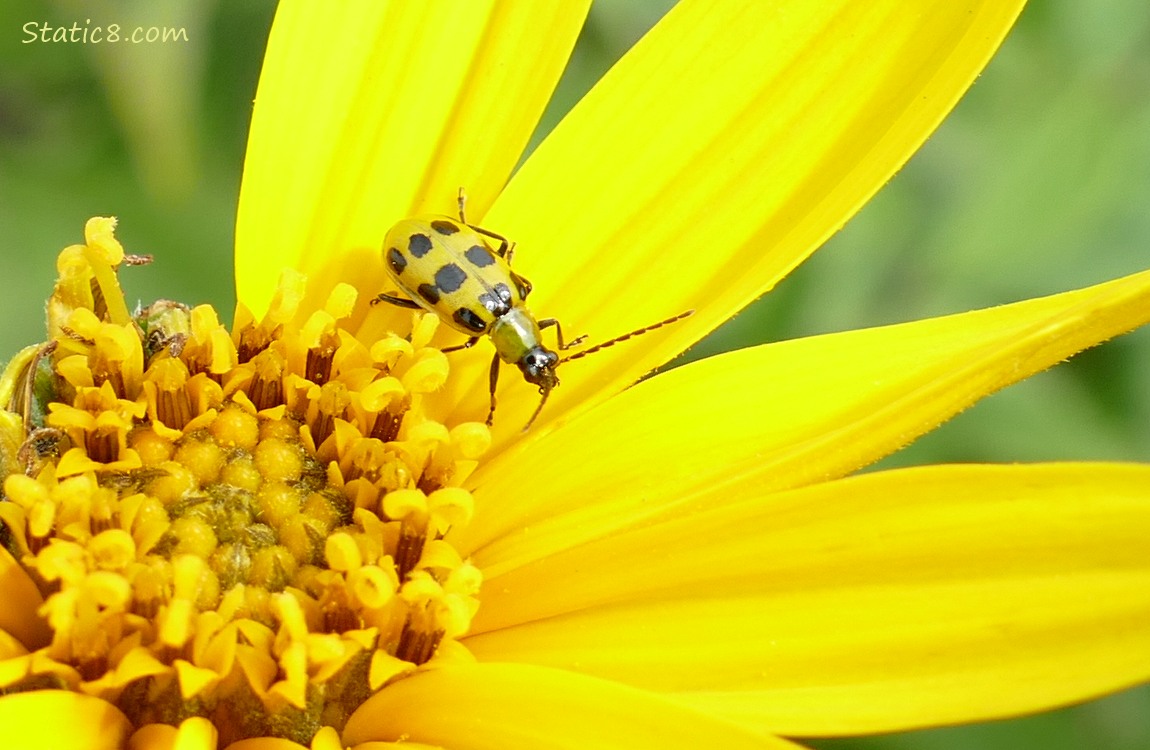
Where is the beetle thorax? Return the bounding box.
[489,307,545,364]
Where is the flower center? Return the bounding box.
[0,219,486,745]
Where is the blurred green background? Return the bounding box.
[1,1,1147,748]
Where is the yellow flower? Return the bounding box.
[2,1,1149,749]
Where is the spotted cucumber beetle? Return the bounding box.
[374,191,692,430]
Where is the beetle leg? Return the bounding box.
[485,353,500,426]
[472,226,513,260]
[537,318,588,351]
[372,293,422,309]
[509,270,533,300]
[441,336,481,354]
[457,187,468,223]
[457,186,514,258]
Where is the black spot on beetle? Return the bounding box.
[454,307,487,333]
[418,283,440,305]
[408,233,433,258]
[465,244,495,268]
[494,282,512,305]
[435,263,467,293]
[387,247,407,275]
[430,220,459,235]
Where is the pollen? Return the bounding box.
[0,220,486,746]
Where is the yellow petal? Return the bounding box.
[127,724,178,750]
[225,737,306,750]
[442,0,1026,434]
[235,0,590,320]
[350,743,445,750]
[0,545,50,649]
[343,662,802,749]
[465,463,1150,736]
[0,691,131,749]
[459,268,1150,563]
[129,717,218,750]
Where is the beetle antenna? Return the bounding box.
[560,310,694,364]
[522,386,552,432]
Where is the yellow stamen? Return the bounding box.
[0,220,487,744]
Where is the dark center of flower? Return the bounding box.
[0,218,487,746]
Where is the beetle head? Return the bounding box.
[518,346,559,431]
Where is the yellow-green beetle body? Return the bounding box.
[376,198,692,429]
[378,213,568,427]
[382,215,533,341]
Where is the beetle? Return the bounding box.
[374,192,691,429]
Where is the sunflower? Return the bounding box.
[1,1,1148,749]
